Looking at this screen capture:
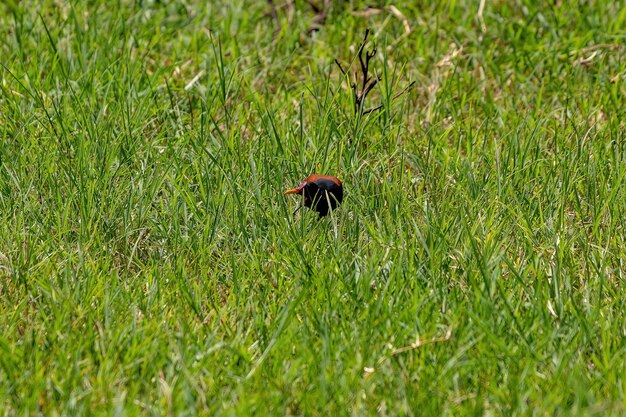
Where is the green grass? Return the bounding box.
[1,0,625,415]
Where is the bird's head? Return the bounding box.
[284,181,309,196]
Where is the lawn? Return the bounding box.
[1,0,625,415]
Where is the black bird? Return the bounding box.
[285,174,343,217]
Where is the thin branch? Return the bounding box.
[334,29,414,116]
[352,29,379,113]
[362,76,379,98]
[358,48,367,92]
[357,29,371,93]
[363,80,415,115]
[358,28,370,54]
[334,58,347,77]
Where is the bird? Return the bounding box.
[285,174,343,218]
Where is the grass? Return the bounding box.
[1,0,625,415]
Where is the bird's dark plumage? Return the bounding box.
[285,174,343,217]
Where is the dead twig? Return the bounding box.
[363,80,416,115]
[334,58,347,77]
[334,29,414,115]
[334,29,380,114]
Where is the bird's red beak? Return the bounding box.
[284,182,306,195]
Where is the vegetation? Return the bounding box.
[1,0,625,415]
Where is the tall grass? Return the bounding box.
[1,0,625,415]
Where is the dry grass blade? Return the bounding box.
[476,0,487,33]
[391,328,452,355]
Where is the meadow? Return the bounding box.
[1,0,625,415]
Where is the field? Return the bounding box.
[1,0,625,415]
